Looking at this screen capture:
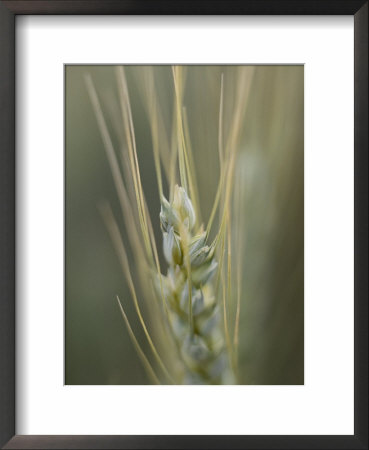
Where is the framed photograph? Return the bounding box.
[0,1,367,449]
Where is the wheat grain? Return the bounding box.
[157,185,234,384]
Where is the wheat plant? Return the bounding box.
[86,65,254,384]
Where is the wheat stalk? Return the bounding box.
[86,65,254,384]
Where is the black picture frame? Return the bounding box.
[0,1,367,449]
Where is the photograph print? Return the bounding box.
[65,65,304,385]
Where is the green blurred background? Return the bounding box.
[65,65,304,385]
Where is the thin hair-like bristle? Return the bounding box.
[116,296,161,385]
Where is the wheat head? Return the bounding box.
[86,65,254,384]
[158,185,234,384]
